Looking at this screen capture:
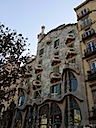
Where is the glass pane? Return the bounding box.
[65,97,82,128]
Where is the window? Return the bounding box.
[82,18,91,27]
[18,91,25,106]
[81,8,88,15]
[65,96,82,128]
[50,83,61,94]
[54,51,59,55]
[88,42,95,52]
[36,74,41,81]
[53,66,59,72]
[38,59,42,65]
[91,61,96,72]
[34,90,41,99]
[54,39,59,48]
[39,48,44,56]
[65,71,78,93]
[68,43,74,48]
[69,59,75,63]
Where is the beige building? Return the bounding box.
[74,0,96,126]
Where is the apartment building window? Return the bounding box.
[54,39,59,48]
[39,48,44,56]
[81,8,87,15]
[53,66,59,72]
[82,18,91,27]
[50,83,61,94]
[36,74,41,81]
[91,61,96,72]
[88,42,95,52]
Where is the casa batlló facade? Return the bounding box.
[11,23,89,128]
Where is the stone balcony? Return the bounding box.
[35,64,43,74]
[32,80,42,90]
[50,72,61,83]
[65,33,75,44]
[51,55,61,66]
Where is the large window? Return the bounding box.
[65,96,82,128]
[64,71,78,93]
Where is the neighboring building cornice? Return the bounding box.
[74,0,93,11]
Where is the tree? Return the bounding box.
[0,22,30,125]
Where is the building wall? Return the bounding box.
[12,23,89,128]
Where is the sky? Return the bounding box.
[0,0,84,55]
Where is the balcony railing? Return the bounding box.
[66,48,77,59]
[82,29,95,40]
[77,8,90,20]
[51,55,61,66]
[35,64,43,74]
[87,69,96,81]
[50,72,61,83]
[84,45,96,58]
[65,33,75,44]
[80,19,92,29]
[32,80,41,90]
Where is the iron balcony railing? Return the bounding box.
[84,44,96,58]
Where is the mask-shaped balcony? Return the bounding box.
[65,33,75,44]
[50,72,61,83]
[66,48,77,59]
[77,8,90,20]
[87,69,96,81]
[82,29,95,40]
[35,64,43,74]
[51,55,61,66]
[32,80,41,90]
[84,45,96,59]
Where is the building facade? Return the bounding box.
[9,0,96,128]
[74,0,96,126]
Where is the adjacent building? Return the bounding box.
[74,0,96,126]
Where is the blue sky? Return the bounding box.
[0,0,84,55]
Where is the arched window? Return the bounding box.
[65,71,78,93]
[24,107,38,128]
[65,96,82,128]
[15,111,22,128]
[18,90,25,107]
[50,103,62,128]
[39,104,49,128]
